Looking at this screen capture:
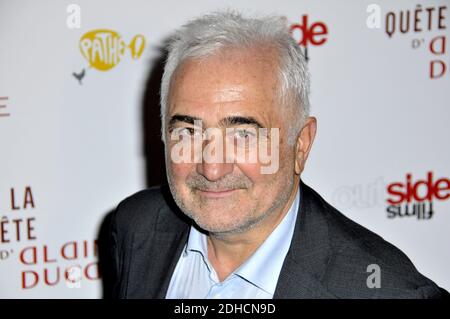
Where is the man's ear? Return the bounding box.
[294,117,317,175]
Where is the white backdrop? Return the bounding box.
[0,0,448,298]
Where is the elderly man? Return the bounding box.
[109,10,447,299]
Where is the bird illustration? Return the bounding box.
[72,68,86,85]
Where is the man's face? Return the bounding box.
[164,46,297,234]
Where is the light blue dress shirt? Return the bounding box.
[165,187,300,299]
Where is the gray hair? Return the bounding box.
[160,10,310,145]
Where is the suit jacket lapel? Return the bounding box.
[153,229,189,298]
[274,180,336,299]
[125,209,190,299]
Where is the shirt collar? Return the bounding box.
[185,185,301,294]
[234,187,300,294]
[185,224,208,259]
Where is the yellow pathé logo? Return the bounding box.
[79,29,145,72]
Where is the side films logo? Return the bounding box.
[290,15,328,62]
[386,172,449,220]
[72,29,146,84]
[169,120,279,174]
[367,4,448,79]
[332,172,449,220]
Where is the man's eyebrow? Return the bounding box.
[219,116,264,128]
[168,114,202,128]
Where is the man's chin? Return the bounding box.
[190,214,258,235]
[193,217,236,233]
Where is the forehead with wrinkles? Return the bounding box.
[167,46,283,129]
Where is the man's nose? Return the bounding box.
[195,129,234,182]
[196,162,234,182]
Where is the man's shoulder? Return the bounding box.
[112,185,189,238]
[303,184,445,298]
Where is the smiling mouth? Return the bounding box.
[196,188,239,198]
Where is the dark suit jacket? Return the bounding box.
[109,180,448,298]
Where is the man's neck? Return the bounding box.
[206,177,300,282]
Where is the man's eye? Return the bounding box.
[235,129,255,139]
[177,127,201,137]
